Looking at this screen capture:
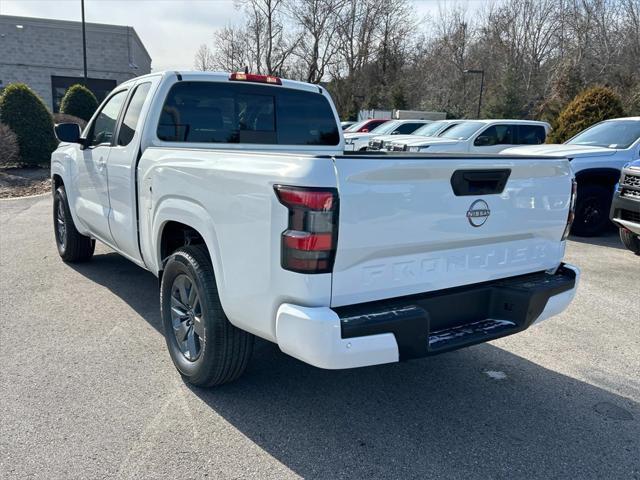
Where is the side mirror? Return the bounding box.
[54,123,83,145]
[475,135,492,146]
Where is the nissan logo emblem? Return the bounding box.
[466,200,490,227]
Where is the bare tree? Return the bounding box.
[212,25,249,72]
[194,44,216,71]
[198,0,640,120]
[287,0,346,83]
[236,0,298,75]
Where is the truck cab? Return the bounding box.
[399,120,550,154]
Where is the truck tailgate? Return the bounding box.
[331,154,571,307]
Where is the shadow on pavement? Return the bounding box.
[568,230,626,250]
[71,251,639,479]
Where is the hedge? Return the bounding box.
[0,123,20,166]
[0,83,57,166]
[59,84,98,122]
[548,86,626,143]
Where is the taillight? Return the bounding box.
[562,179,578,241]
[274,185,339,274]
[229,72,282,85]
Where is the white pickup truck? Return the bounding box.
[503,117,640,236]
[51,71,580,387]
[397,119,551,154]
[367,119,464,151]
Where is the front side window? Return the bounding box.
[157,81,339,146]
[567,120,640,149]
[474,125,515,146]
[118,82,152,146]
[88,90,127,147]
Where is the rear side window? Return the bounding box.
[157,81,339,146]
[118,82,151,146]
[517,125,546,145]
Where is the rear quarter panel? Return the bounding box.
[137,148,338,341]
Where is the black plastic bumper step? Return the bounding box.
[335,264,576,361]
[428,319,516,351]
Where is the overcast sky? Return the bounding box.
[0,0,487,71]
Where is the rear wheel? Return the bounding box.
[572,184,612,237]
[53,186,95,262]
[620,228,640,255]
[160,245,254,387]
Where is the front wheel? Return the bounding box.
[572,184,612,237]
[160,245,254,387]
[620,228,640,255]
[53,186,95,262]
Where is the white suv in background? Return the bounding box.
[344,119,429,151]
[399,120,551,153]
[370,119,465,151]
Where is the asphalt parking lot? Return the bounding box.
[1,194,639,480]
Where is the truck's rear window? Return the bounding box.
[157,81,340,146]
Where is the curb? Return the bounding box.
[0,192,50,201]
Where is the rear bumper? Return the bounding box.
[610,191,640,235]
[276,263,580,369]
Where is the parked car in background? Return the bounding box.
[340,121,356,130]
[345,119,430,151]
[503,117,640,236]
[344,118,389,134]
[399,120,550,154]
[369,119,464,151]
[50,70,579,386]
[610,159,640,254]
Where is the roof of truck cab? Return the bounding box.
[147,70,324,93]
[467,119,551,127]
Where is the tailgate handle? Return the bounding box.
[450,169,511,196]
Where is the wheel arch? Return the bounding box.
[574,168,620,189]
[52,173,64,191]
[152,198,226,302]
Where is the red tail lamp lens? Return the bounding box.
[274,185,339,274]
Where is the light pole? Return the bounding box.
[464,69,484,118]
[81,0,88,83]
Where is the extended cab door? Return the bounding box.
[106,80,157,263]
[75,89,128,244]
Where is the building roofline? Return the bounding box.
[0,14,151,62]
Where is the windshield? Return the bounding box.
[567,120,640,149]
[440,121,483,140]
[413,121,449,137]
[345,120,369,132]
[371,120,401,134]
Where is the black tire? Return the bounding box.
[160,245,254,387]
[620,228,640,255]
[571,184,612,237]
[53,185,95,262]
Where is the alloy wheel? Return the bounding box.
[170,274,204,361]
